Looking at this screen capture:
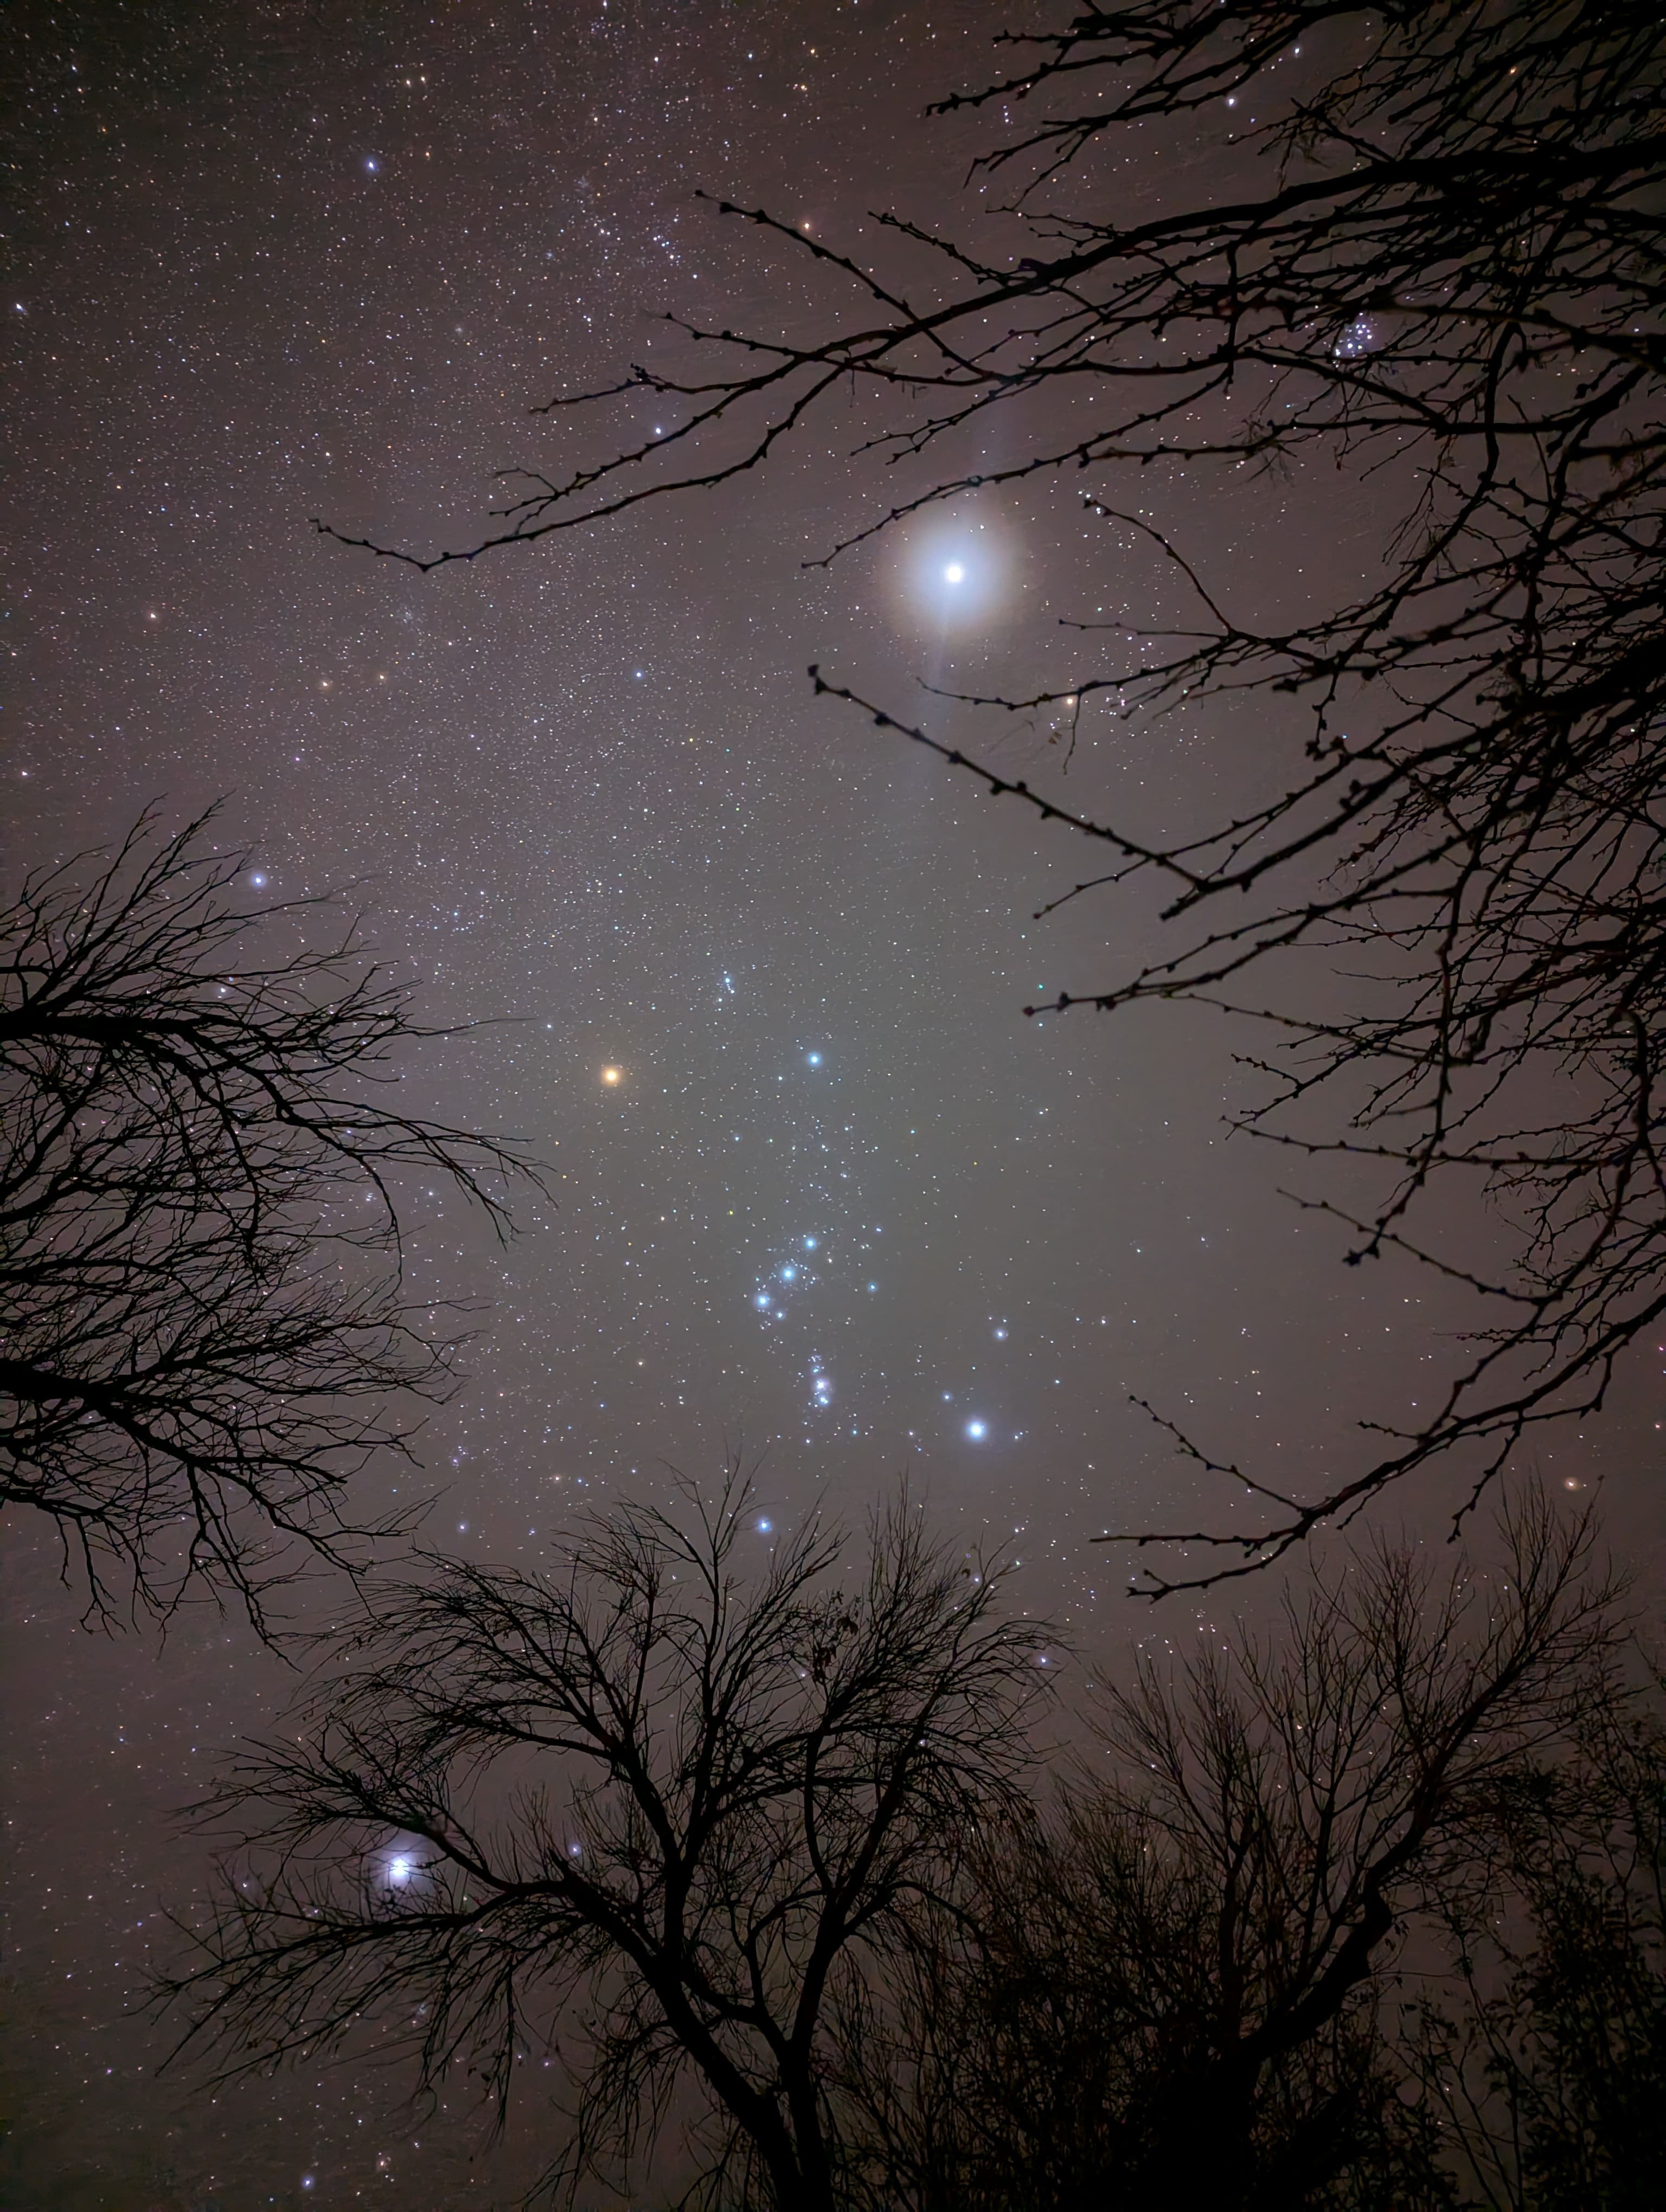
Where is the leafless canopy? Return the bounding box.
[855,1490,1624,2211]
[160,1475,1047,2211]
[0,808,541,1628]
[322,0,1666,1586]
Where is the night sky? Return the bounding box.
[4,4,1665,2205]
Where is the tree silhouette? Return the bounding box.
[164,1483,1625,2211]
[1411,1687,1666,2211]
[160,1475,1048,2212]
[325,0,1666,1585]
[850,1491,1622,2212]
[0,808,541,1628]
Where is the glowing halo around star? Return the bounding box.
[600,1064,623,1086]
[885,513,1014,635]
[380,1841,424,1892]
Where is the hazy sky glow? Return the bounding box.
[4,5,1663,2205]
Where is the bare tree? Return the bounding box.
[1408,1685,1666,2211]
[0,808,541,1628]
[324,0,1666,1584]
[159,1474,1048,2212]
[852,1491,1622,2212]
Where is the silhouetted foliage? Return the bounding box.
[0,808,541,1629]
[1411,1690,1666,2210]
[163,1482,1635,2211]
[162,1474,1049,2212]
[849,1489,1618,2212]
[336,0,1666,1585]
